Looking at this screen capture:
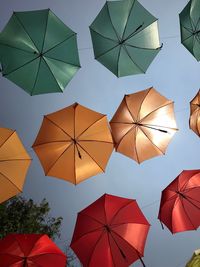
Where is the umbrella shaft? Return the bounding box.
[134,123,168,133]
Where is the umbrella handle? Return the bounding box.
[160,220,164,230]
[23,258,27,267]
[139,255,146,267]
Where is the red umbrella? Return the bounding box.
[158,170,200,234]
[70,194,150,267]
[0,234,67,267]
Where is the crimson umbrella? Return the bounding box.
[0,234,67,267]
[71,193,150,267]
[158,170,200,234]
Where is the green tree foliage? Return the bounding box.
[0,196,63,240]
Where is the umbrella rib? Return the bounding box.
[3,57,39,77]
[79,140,113,144]
[109,200,134,225]
[0,43,35,54]
[123,18,158,42]
[44,116,73,139]
[124,96,136,122]
[115,124,135,150]
[139,101,174,122]
[30,57,42,95]
[180,198,197,230]
[123,45,145,73]
[181,34,194,43]
[111,230,144,258]
[121,0,137,41]
[14,13,40,52]
[186,194,200,204]
[180,194,200,210]
[0,158,31,162]
[96,43,120,60]
[45,143,73,175]
[107,234,117,267]
[134,127,140,163]
[117,45,122,77]
[109,231,128,263]
[136,88,152,122]
[33,140,71,147]
[87,232,105,267]
[125,43,161,51]
[42,57,63,92]
[0,171,23,194]
[79,213,104,226]
[90,28,119,44]
[40,9,50,53]
[181,24,194,34]
[170,197,182,233]
[76,143,105,172]
[76,115,106,140]
[139,126,165,154]
[44,55,80,68]
[106,2,120,42]
[42,33,75,55]
[0,131,15,150]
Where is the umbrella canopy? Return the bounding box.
[186,249,200,267]
[0,128,31,203]
[189,89,200,137]
[0,9,80,95]
[0,234,67,267]
[71,193,150,267]
[90,0,162,77]
[110,87,178,163]
[179,0,200,61]
[158,170,200,234]
[32,103,113,184]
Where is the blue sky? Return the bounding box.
[0,0,200,266]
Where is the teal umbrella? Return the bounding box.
[179,0,200,61]
[0,9,80,95]
[89,0,162,77]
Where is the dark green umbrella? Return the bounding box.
[180,0,200,61]
[0,9,80,95]
[89,0,162,77]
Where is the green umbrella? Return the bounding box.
[89,0,162,77]
[179,0,200,61]
[0,9,80,95]
[186,250,200,267]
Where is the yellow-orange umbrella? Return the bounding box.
[190,89,200,137]
[0,128,31,203]
[110,87,178,163]
[33,103,114,184]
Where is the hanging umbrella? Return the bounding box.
[189,89,200,137]
[70,193,150,267]
[32,103,113,184]
[0,234,67,267]
[89,0,162,77]
[186,249,200,267]
[0,128,31,203]
[179,0,200,61]
[158,170,200,234]
[110,87,178,163]
[0,9,80,95]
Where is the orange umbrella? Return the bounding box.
[189,89,200,137]
[110,87,178,163]
[33,103,114,184]
[0,128,31,203]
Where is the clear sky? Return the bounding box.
[0,0,200,266]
